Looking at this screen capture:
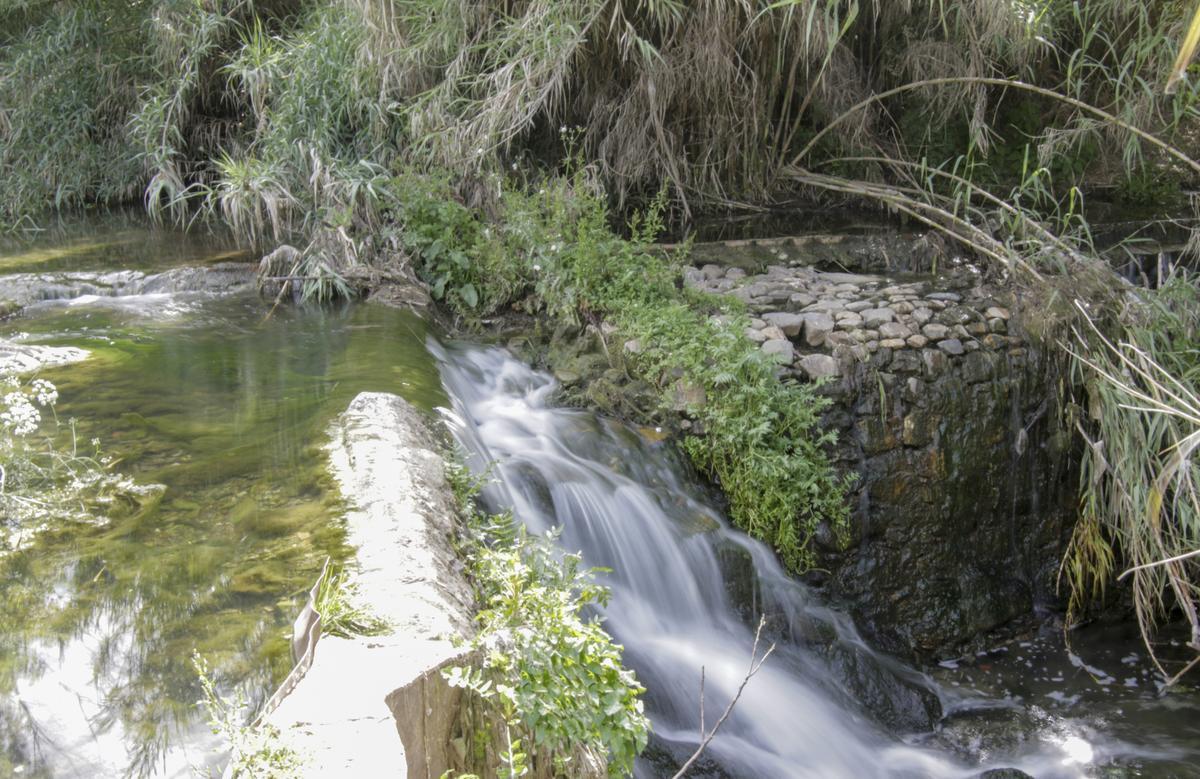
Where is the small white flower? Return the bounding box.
[1,392,40,436]
[532,264,542,272]
[559,125,567,134]
[510,162,518,171]
[550,243,559,252]
[30,379,57,406]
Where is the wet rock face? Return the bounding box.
[0,263,257,307]
[688,255,1076,660]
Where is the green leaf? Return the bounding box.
[460,283,479,308]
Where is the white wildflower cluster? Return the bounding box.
[0,375,58,438]
[1,391,40,436]
[0,372,157,558]
[30,379,57,406]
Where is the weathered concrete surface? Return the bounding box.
[266,392,475,777]
[0,263,257,308]
[0,339,89,374]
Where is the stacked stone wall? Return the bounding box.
[686,249,1076,658]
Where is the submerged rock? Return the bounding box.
[0,339,89,374]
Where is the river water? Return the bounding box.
[1,224,1198,777]
[0,225,444,776]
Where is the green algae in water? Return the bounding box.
[0,292,445,776]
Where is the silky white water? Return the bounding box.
[434,342,1122,778]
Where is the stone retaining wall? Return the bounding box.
[686,251,1076,660]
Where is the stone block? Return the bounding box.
[961,351,994,383]
[802,312,836,346]
[921,348,948,378]
[902,411,936,447]
[761,339,795,363]
[762,311,806,337]
[937,338,965,356]
[890,350,922,374]
[856,416,900,455]
[921,323,949,340]
[799,352,840,379]
[862,308,896,328]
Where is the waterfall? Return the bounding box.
[434,342,1018,778]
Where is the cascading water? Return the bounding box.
[433,342,1134,779]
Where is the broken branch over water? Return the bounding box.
[672,615,776,779]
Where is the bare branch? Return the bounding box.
[672,615,776,779]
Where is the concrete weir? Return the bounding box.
[265,392,475,777]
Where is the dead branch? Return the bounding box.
[671,615,776,779]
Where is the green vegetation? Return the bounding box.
[5,0,1200,682]
[312,562,391,639]
[3,1,1198,235]
[1066,274,1200,682]
[444,461,649,777]
[194,653,306,778]
[403,175,850,569]
[0,372,157,549]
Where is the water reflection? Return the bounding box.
[0,292,443,776]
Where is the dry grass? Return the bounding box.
[1068,285,1200,683]
[3,0,1198,228]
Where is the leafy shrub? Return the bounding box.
[445,463,649,777]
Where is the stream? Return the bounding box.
[435,344,1200,778]
[1,222,1199,777]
